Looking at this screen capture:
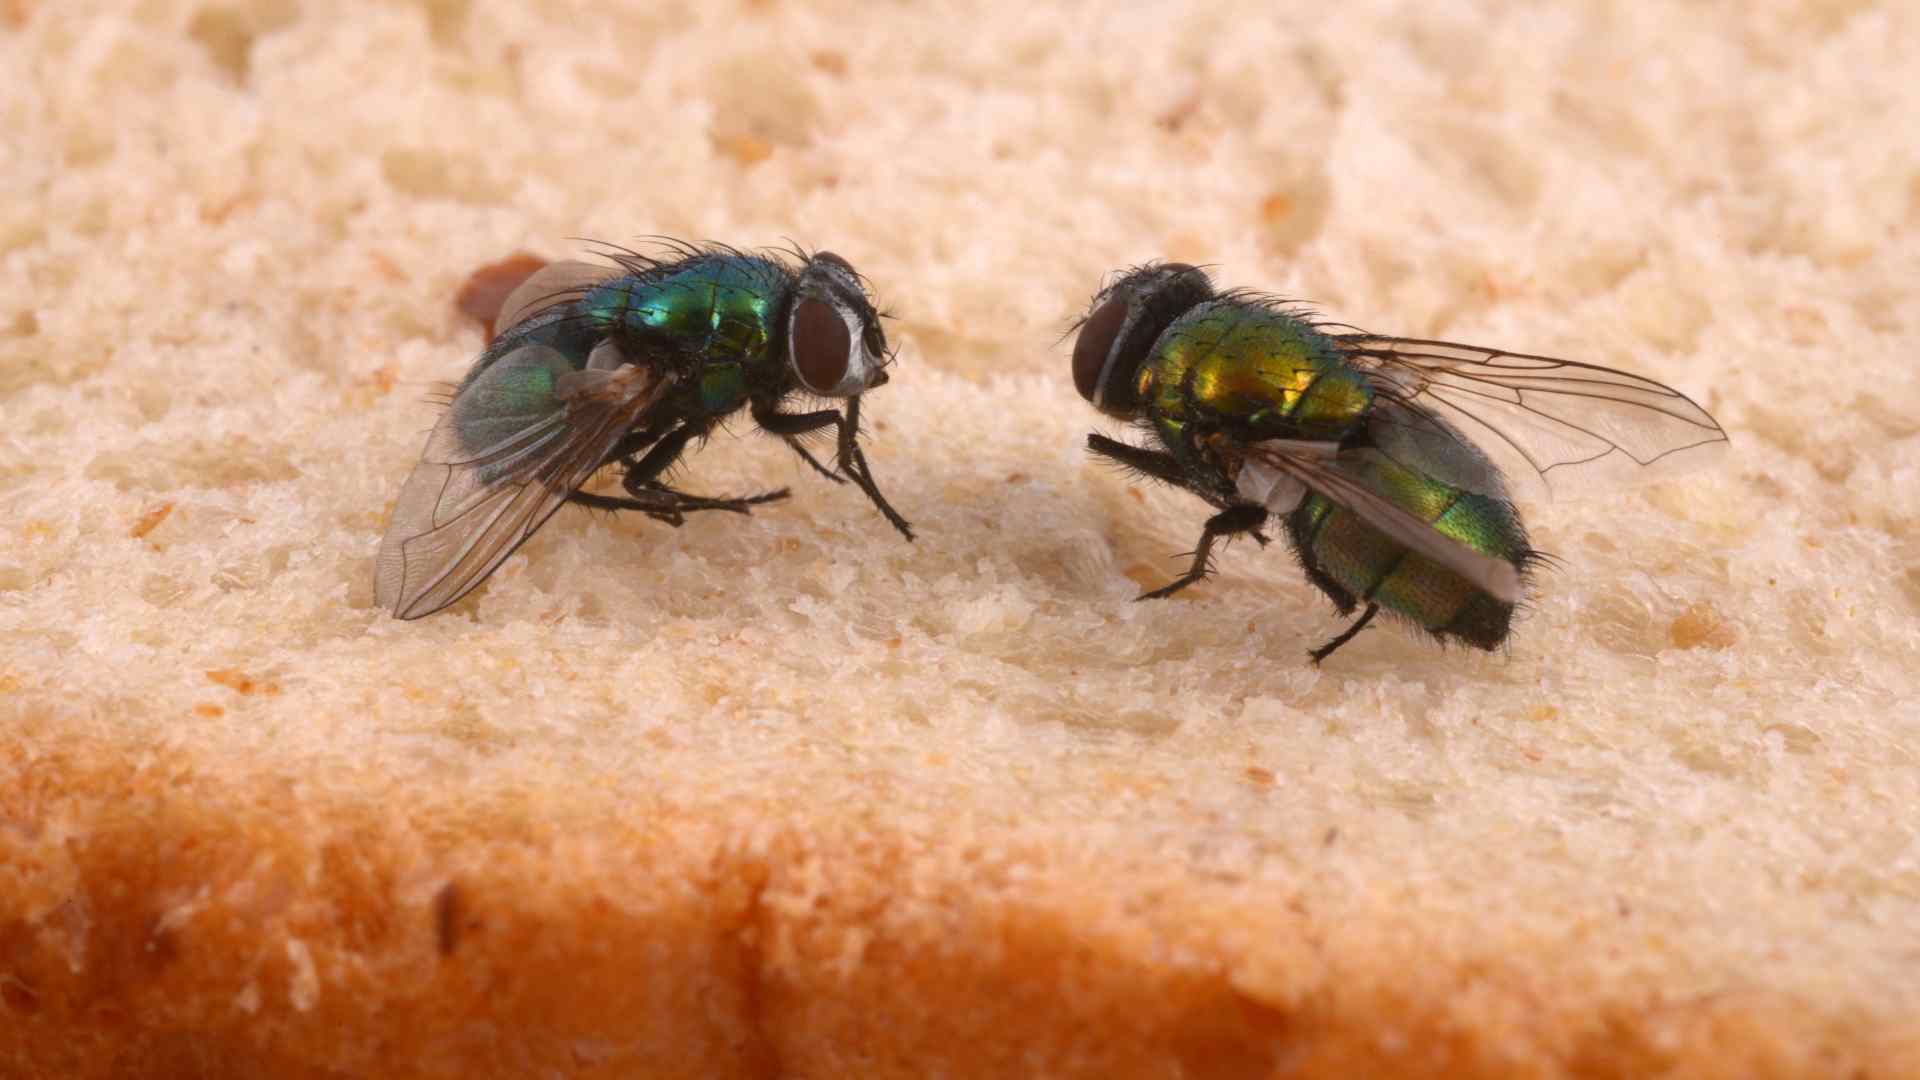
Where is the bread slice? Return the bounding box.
[4,2,1916,1076]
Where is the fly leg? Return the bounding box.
[1308,603,1380,666]
[754,397,914,541]
[1086,435,1268,547]
[835,396,913,541]
[569,422,787,526]
[1136,503,1270,601]
[748,403,844,484]
[1087,433,1192,488]
[603,416,678,466]
[1088,433,1273,597]
[568,486,789,526]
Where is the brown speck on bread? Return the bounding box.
[129,502,173,540]
[433,881,464,958]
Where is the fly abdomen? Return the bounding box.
[1285,458,1535,651]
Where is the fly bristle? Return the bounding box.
[773,418,837,449]
[770,236,814,268]
[1313,319,1369,335]
[570,235,753,279]
[1215,287,1322,325]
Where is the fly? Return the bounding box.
[376,240,913,619]
[1070,262,1728,664]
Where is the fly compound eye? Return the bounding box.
[1072,296,1131,406]
[790,296,851,394]
[1072,262,1210,418]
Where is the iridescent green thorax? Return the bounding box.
[583,254,794,415]
[585,255,789,367]
[1287,454,1533,650]
[1141,302,1372,447]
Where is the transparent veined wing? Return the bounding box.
[1337,334,1728,502]
[1362,399,1514,503]
[375,344,666,619]
[1241,440,1526,604]
[493,260,622,338]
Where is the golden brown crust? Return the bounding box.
[5,731,1912,1079]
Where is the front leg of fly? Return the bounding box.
[1086,433,1199,492]
[836,396,914,541]
[1087,433,1257,519]
[752,396,914,541]
[748,401,844,483]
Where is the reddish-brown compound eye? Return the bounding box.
[1071,296,1129,404]
[790,298,850,392]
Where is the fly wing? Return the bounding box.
[1363,398,1515,503]
[494,260,622,337]
[375,344,665,619]
[1338,334,1728,502]
[1243,440,1526,604]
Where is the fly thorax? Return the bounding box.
[694,362,749,414]
[582,279,651,335]
[1152,415,1189,455]
[1288,363,1373,433]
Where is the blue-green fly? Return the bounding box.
[376,241,912,619]
[1071,263,1729,663]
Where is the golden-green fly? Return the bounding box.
[1070,263,1728,664]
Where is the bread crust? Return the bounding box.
[4,731,1911,1079]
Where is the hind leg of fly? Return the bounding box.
[571,422,788,526]
[568,486,789,527]
[1308,603,1380,666]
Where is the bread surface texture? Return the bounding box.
[3,1,1918,1076]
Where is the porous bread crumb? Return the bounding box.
[2,1,1918,1076]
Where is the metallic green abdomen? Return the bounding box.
[1287,455,1533,650]
[1143,302,1372,444]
